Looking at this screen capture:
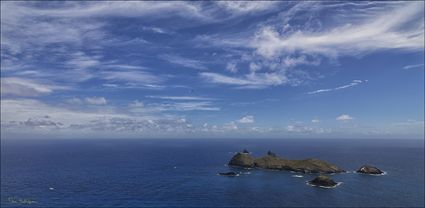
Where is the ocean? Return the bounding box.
[1,139,424,207]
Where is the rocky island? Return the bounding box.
[307,175,339,188]
[228,150,345,174]
[218,171,239,177]
[357,165,384,175]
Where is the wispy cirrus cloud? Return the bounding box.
[66,52,102,69]
[141,26,169,34]
[216,1,280,14]
[100,70,165,89]
[252,2,424,59]
[403,63,424,70]
[0,1,205,94]
[307,80,367,95]
[0,1,207,21]
[195,2,423,89]
[159,54,208,70]
[1,77,70,97]
[200,72,289,89]
[146,95,214,101]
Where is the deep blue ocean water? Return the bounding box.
[1,139,424,207]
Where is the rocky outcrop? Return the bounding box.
[218,171,239,176]
[308,175,338,187]
[267,150,277,157]
[357,165,383,175]
[229,150,344,174]
[228,152,255,168]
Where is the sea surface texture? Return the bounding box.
[1,139,424,207]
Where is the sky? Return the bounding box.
[1,1,424,139]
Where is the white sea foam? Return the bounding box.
[305,181,342,189]
[354,171,387,176]
[369,171,387,176]
[292,175,304,178]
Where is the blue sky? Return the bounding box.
[1,1,424,139]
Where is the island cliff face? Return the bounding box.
[228,151,344,174]
[228,152,255,168]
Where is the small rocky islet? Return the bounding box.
[218,171,239,177]
[357,165,384,175]
[221,150,385,188]
[307,175,338,188]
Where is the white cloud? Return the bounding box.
[159,54,208,70]
[223,121,238,130]
[252,2,424,59]
[0,98,192,136]
[393,119,425,127]
[128,100,144,108]
[1,9,105,55]
[3,1,423,96]
[237,115,254,124]
[18,115,64,130]
[249,62,261,73]
[282,55,321,68]
[0,98,224,138]
[141,26,168,34]
[146,96,214,101]
[66,98,84,105]
[311,119,320,123]
[1,2,206,21]
[216,1,280,13]
[192,2,424,90]
[150,102,220,112]
[1,99,124,126]
[66,52,102,69]
[286,124,330,134]
[336,114,354,121]
[100,70,164,86]
[200,72,288,89]
[66,97,116,105]
[0,2,202,92]
[226,62,238,73]
[84,97,107,105]
[403,63,424,70]
[1,77,69,97]
[308,80,367,95]
[102,83,119,88]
